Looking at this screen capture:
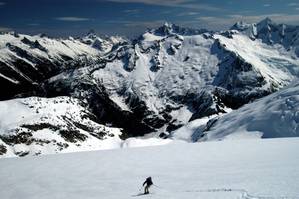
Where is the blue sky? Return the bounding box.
[0,0,299,37]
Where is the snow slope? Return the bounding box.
[0,138,298,199]
[198,81,299,141]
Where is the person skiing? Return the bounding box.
[142,177,153,194]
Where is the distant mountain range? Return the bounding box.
[0,18,298,157]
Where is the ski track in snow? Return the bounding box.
[136,187,299,199]
[183,188,299,199]
[131,187,299,199]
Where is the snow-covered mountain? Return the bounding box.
[197,81,299,141]
[45,21,299,136]
[81,30,127,53]
[0,31,126,100]
[231,17,299,57]
[0,32,98,100]
[172,80,299,141]
[0,18,299,157]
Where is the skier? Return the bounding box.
[142,177,153,194]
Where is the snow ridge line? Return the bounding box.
[183,188,299,199]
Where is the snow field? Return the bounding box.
[0,138,298,199]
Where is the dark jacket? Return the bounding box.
[143,177,153,186]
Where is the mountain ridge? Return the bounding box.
[0,18,299,157]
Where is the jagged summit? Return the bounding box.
[257,17,275,27]
[80,30,127,53]
[149,22,208,36]
[231,21,254,30]
[230,17,276,32]
[87,29,96,35]
[83,29,101,40]
[230,17,299,56]
[150,22,177,36]
[82,29,110,44]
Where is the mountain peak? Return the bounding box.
[163,21,173,28]
[84,29,100,40]
[149,22,207,36]
[231,21,253,31]
[87,29,96,36]
[257,17,275,27]
[153,22,176,36]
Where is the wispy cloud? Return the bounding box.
[0,2,6,6]
[105,0,221,11]
[55,17,91,22]
[263,4,271,7]
[177,12,199,16]
[106,0,191,6]
[28,23,40,26]
[123,9,140,13]
[106,19,165,29]
[0,26,11,32]
[287,3,298,6]
[288,3,299,10]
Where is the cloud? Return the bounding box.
[123,9,140,14]
[106,0,191,6]
[263,4,271,7]
[177,12,199,16]
[0,26,11,32]
[0,2,5,6]
[105,0,221,11]
[287,3,298,6]
[28,23,40,26]
[106,19,165,28]
[55,17,91,22]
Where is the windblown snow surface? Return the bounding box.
[0,138,298,199]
